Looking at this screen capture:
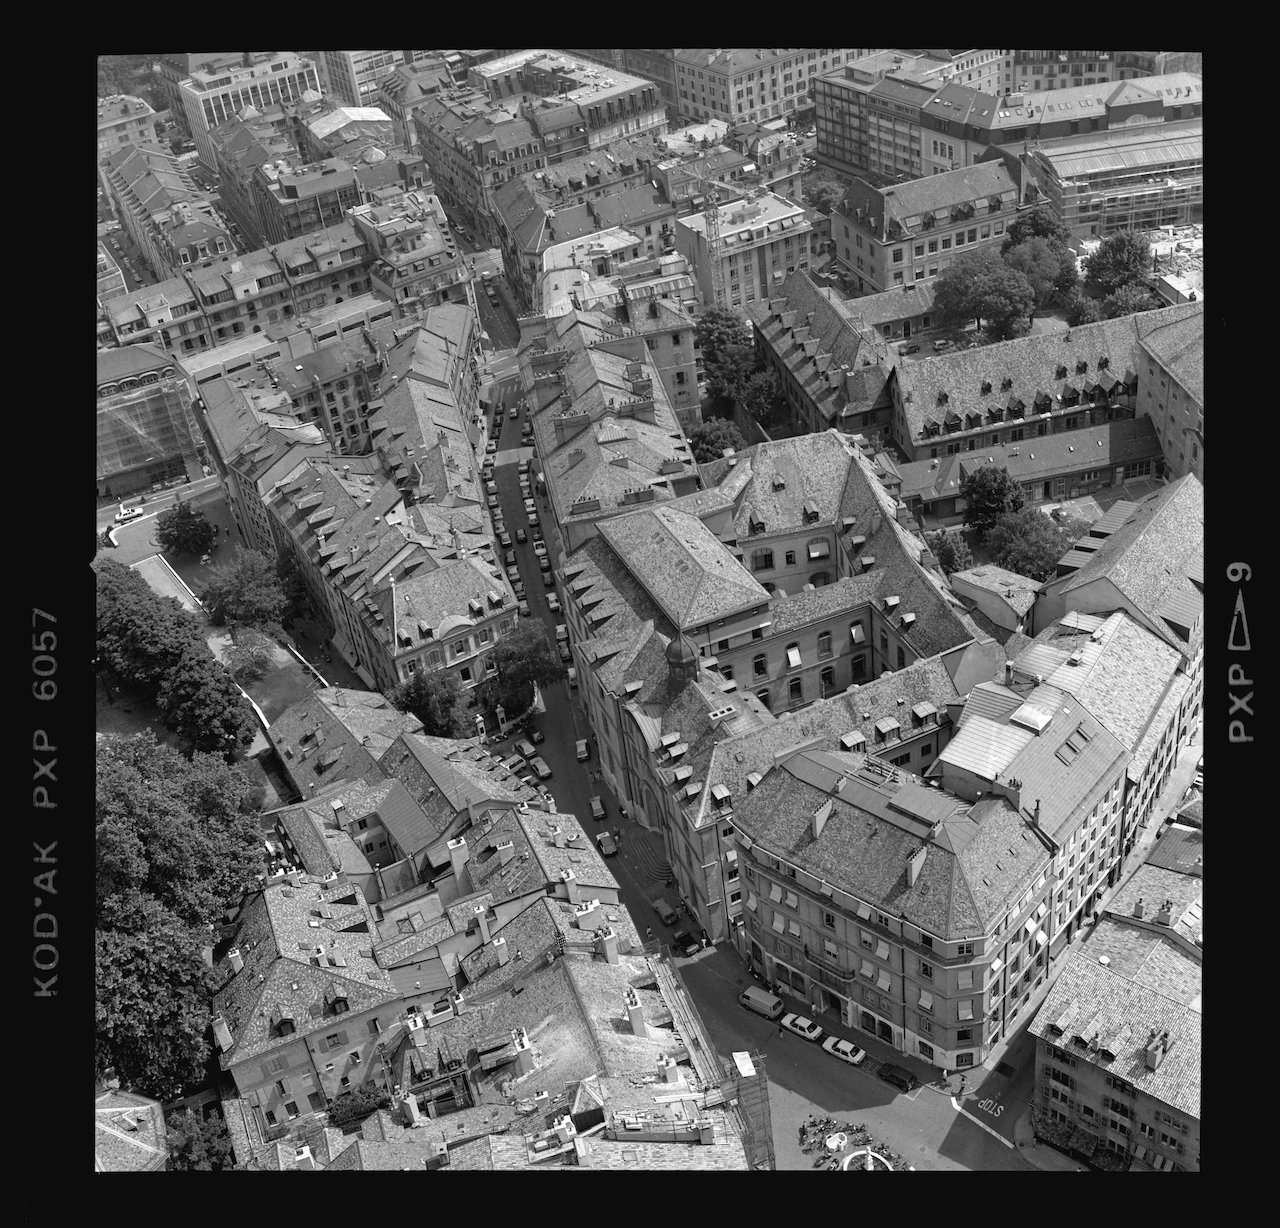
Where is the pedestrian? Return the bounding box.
[646,927,653,941]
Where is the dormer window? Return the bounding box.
[1056,364,1068,380]
[980,380,992,395]
[1076,359,1088,375]
[936,390,949,407]
[1000,376,1013,391]
[1098,356,1110,369]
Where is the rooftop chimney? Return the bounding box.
[560,868,580,904]
[492,936,509,965]
[474,904,491,944]
[657,1055,680,1084]
[212,1015,234,1052]
[596,924,620,964]
[625,987,647,1036]
[552,1114,576,1145]
[552,825,567,849]
[497,840,515,865]
[228,948,245,974]
[1156,898,1174,926]
[575,898,603,931]
[512,1027,536,1076]
[398,1092,422,1126]
[812,800,832,840]
[1133,897,1145,920]
[907,845,928,887]
[1033,799,1041,828]
[294,1145,315,1171]
[1005,660,1014,685]
[447,836,469,883]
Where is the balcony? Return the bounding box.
[804,944,857,986]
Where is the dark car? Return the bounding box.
[877,1064,916,1093]
[671,929,702,957]
[899,343,921,355]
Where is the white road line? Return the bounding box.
[952,1099,1015,1148]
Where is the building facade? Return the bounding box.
[252,158,362,244]
[318,51,404,107]
[98,94,157,158]
[181,53,321,169]
[1135,302,1203,483]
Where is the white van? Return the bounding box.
[738,985,785,1020]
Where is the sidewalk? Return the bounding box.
[1013,1108,1088,1171]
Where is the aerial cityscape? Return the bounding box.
[95,48,1202,1172]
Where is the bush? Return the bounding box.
[328,1086,391,1132]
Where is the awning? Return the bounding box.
[1134,1145,1146,1162]
[958,1000,974,1021]
[724,848,737,864]
[850,623,866,644]
[771,912,785,933]
[785,891,798,910]
[876,970,891,991]
[1024,918,1037,936]
[808,541,830,559]
[856,903,871,920]
[990,957,1003,975]
[958,969,973,991]
[746,892,757,912]
[860,959,875,980]
[1036,902,1048,919]
[769,883,783,903]
[875,939,889,960]
[918,990,933,1011]
[786,646,802,669]
[788,919,801,937]
[1035,929,1048,946]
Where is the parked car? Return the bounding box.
[504,549,517,567]
[781,1013,824,1042]
[542,571,554,587]
[524,726,545,744]
[652,898,679,926]
[485,439,497,453]
[546,593,561,612]
[877,1064,916,1093]
[899,342,921,355]
[567,666,577,688]
[671,929,702,957]
[931,339,953,351]
[596,831,618,856]
[533,542,547,557]
[518,599,530,616]
[516,528,527,543]
[500,754,524,773]
[576,739,590,761]
[558,642,572,664]
[509,406,519,419]
[514,738,536,759]
[539,556,551,573]
[529,756,552,780]
[519,458,531,474]
[487,494,499,509]
[821,1036,867,1066]
[555,623,569,641]
[589,795,606,820]
[523,498,537,516]
[512,582,526,599]
[486,481,498,496]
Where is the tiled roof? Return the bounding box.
[97,343,173,381]
[951,565,1040,617]
[597,505,768,631]
[95,1087,168,1172]
[839,162,1017,236]
[1055,474,1203,649]
[893,301,1203,444]
[211,879,399,1067]
[1138,301,1204,405]
[1142,824,1204,879]
[1029,951,1201,1121]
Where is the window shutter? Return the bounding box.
[336,1030,349,1047]
[316,1036,330,1053]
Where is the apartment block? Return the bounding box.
[676,191,814,310]
[672,48,872,125]
[181,52,321,169]
[1134,302,1203,482]
[252,157,362,244]
[348,192,470,312]
[833,161,1022,296]
[1029,840,1201,1170]
[98,94,157,158]
[378,59,454,152]
[317,51,405,107]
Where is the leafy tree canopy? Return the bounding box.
[1066,293,1104,327]
[694,306,751,368]
[486,618,566,712]
[960,465,1026,537]
[738,366,788,431]
[986,507,1091,582]
[96,558,205,693]
[155,501,215,556]
[1001,204,1071,254]
[802,179,845,215]
[928,531,974,576]
[201,545,288,634]
[688,417,748,463]
[1083,230,1152,297]
[1103,282,1161,319]
[96,731,265,927]
[165,1110,236,1171]
[156,643,257,760]
[933,247,1036,336]
[328,1087,391,1132]
[389,669,470,738]
[1004,237,1069,309]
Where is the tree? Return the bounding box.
[1052,245,1080,299]
[688,417,749,463]
[1001,204,1071,254]
[986,507,1090,582]
[155,500,215,556]
[928,531,973,576]
[156,644,257,759]
[276,550,313,626]
[95,892,218,1101]
[695,307,754,402]
[165,1110,236,1171]
[1066,293,1104,326]
[1103,282,1161,319]
[487,618,566,713]
[389,669,470,738]
[802,179,844,216]
[224,626,275,683]
[328,1086,391,1132]
[960,465,1025,538]
[200,545,288,634]
[738,366,788,431]
[932,248,1035,337]
[1004,237,1066,311]
[96,732,266,927]
[97,559,206,693]
[1083,230,1152,297]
